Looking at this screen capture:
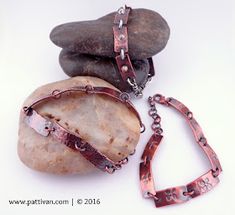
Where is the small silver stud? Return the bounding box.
[119,34,125,41]
[121,65,128,72]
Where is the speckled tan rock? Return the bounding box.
[18,76,140,174]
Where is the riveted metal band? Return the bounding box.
[23,85,144,174]
[113,6,155,97]
[140,94,222,207]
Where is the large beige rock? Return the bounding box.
[18,76,140,174]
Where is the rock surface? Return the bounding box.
[50,8,170,60]
[59,50,150,92]
[18,76,140,174]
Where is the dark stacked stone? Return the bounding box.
[50,8,170,92]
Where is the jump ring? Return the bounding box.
[120,92,130,102]
[105,165,116,174]
[141,123,146,133]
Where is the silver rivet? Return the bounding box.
[119,34,125,41]
[121,65,128,72]
[199,137,207,146]
[187,111,193,119]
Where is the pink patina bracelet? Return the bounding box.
[22,85,144,174]
[140,94,222,207]
[113,6,155,97]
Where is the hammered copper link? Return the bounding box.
[23,86,144,174]
[140,94,222,207]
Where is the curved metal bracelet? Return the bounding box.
[113,6,155,97]
[140,94,222,207]
[22,85,144,174]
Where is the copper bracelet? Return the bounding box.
[140,94,222,207]
[22,85,144,174]
[113,6,155,97]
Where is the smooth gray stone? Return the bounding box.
[59,49,150,92]
[50,8,170,60]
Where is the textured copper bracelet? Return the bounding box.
[113,6,155,97]
[22,85,145,174]
[140,94,222,207]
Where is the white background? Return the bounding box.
[0,0,234,214]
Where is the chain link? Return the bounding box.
[141,94,222,207]
[127,77,143,98]
[148,96,163,135]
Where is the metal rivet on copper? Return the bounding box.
[199,137,207,146]
[119,34,125,41]
[187,111,193,119]
[75,141,86,152]
[121,65,128,72]
[119,92,130,102]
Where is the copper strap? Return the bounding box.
[23,85,144,174]
[140,94,222,207]
[113,6,155,91]
[113,6,135,81]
